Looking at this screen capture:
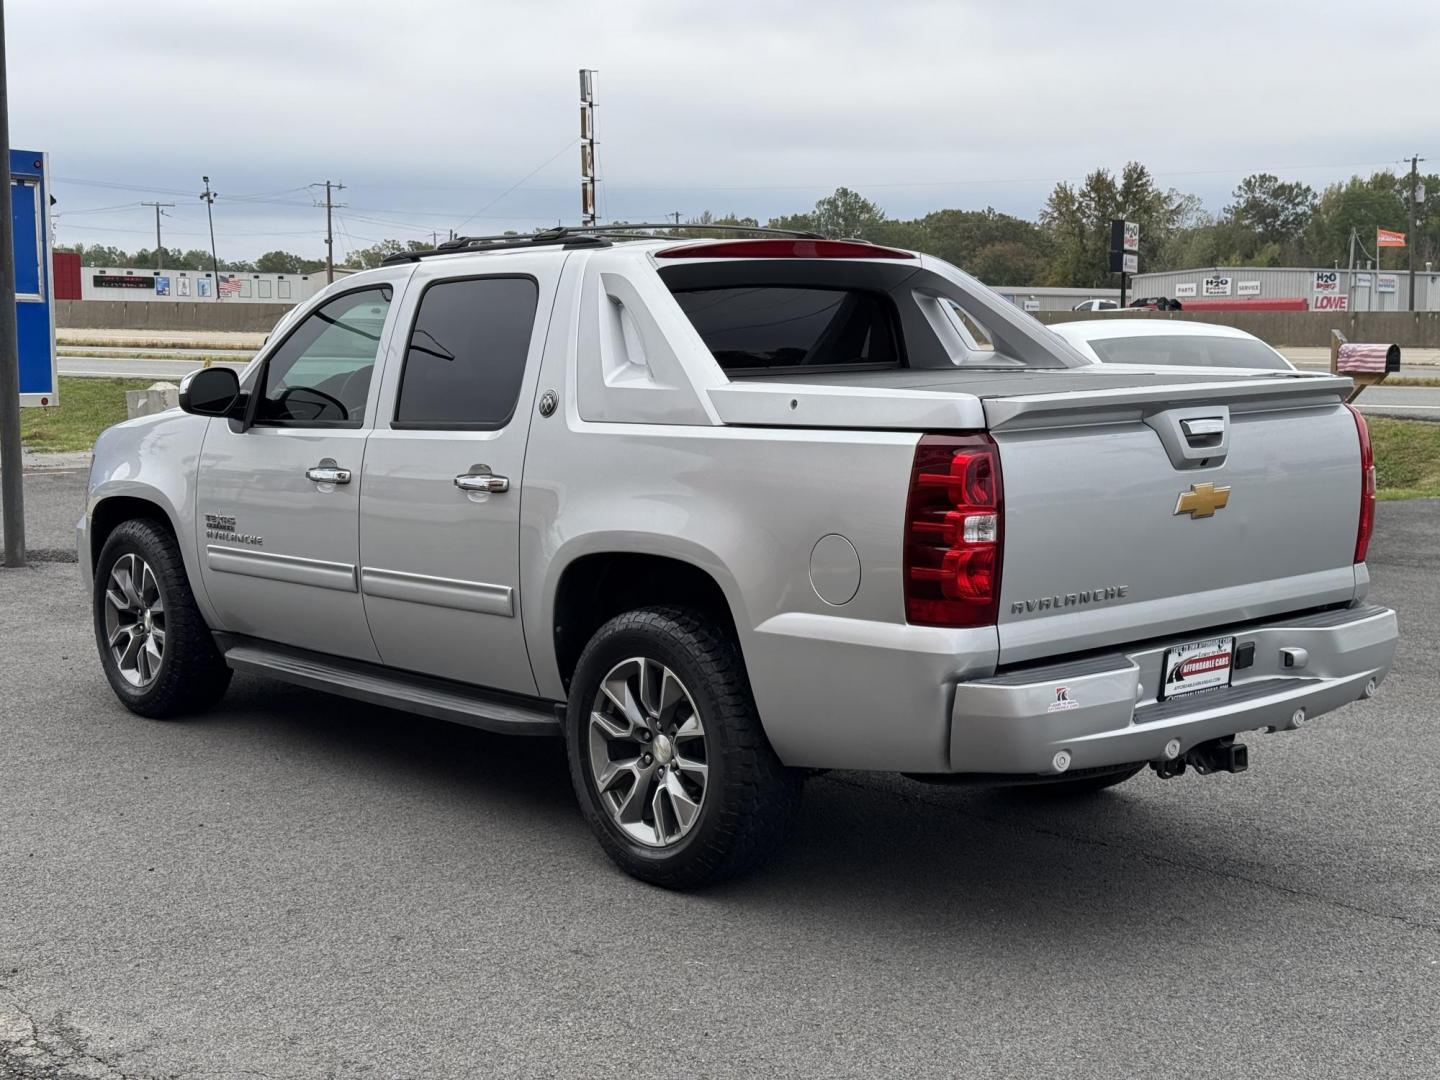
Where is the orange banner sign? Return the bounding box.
[1377,227,1407,248]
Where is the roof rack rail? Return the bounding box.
[380,222,825,265]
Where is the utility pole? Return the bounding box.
[199,176,219,301]
[1407,154,1424,312]
[0,0,26,567]
[141,201,174,269]
[670,211,683,226]
[314,180,345,283]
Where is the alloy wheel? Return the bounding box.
[103,553,166,687]
[587,656,709,848]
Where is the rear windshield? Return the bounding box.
[670,286,900,372]
[1086,334,1289,370]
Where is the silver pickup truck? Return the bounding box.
[81,228,1398,887]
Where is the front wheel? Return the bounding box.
[566,607,802,889]
[94,518,232,719]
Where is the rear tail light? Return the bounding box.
[904,434,1003,626]
[1345,404,1376,563]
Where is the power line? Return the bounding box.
[452,136,581,232]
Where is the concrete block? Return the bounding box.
[125,382,180,419]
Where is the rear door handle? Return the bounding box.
[454,470,510,494]
[305,465,352,484]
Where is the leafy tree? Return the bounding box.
[811,187,887,239]
[967,241,1048,286]
[255,249,325,274]
[1040,162,1193,287]
[59,242,133,266]
[1304,172,1406,269]
[670,210,761,239]
[765,211,817,235]
[341,239,405,269]
[766,187,888,239]
[1227,174,1316,247]
[912,208,1050,282]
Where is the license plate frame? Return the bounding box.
[1159,636,1235,701]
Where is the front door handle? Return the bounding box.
[305,464,352,485]
[454,470,510,494]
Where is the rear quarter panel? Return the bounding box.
[519,262,995,770]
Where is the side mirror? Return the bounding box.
[178,367,242,417]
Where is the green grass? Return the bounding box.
[1370,417,1440,500]
[20,377,152,453]
[59,349,249,364]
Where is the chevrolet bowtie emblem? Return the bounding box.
[1175,482,1231,519]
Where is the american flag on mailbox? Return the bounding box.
[217,275,243,297]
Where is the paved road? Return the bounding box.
[58,356,250,380]
[2,476,1437,1079]
[1350,385,1440,420]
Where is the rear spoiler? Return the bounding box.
[981,374,1353,430]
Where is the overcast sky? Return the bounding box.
[12,0,1438,261]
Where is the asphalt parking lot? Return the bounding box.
[1,469,1437,1079]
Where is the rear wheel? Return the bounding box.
[566,607,802,889]
[94,519,231,719]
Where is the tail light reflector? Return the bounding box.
[904,434,1003,627]
[1345,404,1375,563]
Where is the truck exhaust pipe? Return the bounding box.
[1151,736,1249,780]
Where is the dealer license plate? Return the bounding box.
[1160,636,1235,701]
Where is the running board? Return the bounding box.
[214,634,563,737]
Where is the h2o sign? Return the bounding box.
[1202,276,1232,297]
[1313,271,1341,294]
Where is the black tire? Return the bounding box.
[565,606,802,889]
[1007,763,1145,798]
[93,518,232,719]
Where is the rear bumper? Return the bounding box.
[949,604,1397,774]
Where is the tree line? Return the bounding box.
[59,163,1436,288]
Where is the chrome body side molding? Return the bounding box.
[359,567,514,617]
[205,545,358,593]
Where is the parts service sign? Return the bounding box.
[1313,270,1348,310]
[1202,276,1232,297]
[1175,282,1198,298]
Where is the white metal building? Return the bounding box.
[82,266,330,305]
[991,285,1122,312]
[1127,266,1440,312]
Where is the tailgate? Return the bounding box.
[991,380,1362,665]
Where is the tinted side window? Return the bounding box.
[671,286,899,372]
[257,286,393,424]
[395,277,539,428]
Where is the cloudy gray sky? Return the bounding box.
[12,0,1437,261]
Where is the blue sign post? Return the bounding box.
[12,148,55,406]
